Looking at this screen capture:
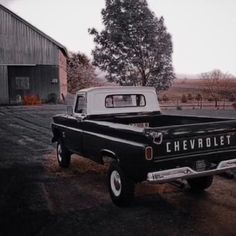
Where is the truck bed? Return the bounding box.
[83,113,236,165]
[52,112,236,183]
[88,113,229,128]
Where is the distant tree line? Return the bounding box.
[160,93,203,103]
[160,70,236,108]
[201,69,235,107]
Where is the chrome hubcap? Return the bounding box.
[110,170,122,197]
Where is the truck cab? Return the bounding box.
[72,86,160,118]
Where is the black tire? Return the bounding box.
[56,140,71,168]
[108,161,135,207]
[187,176,213,191]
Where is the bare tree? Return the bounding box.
[195,93,203,109]
[201,70,234,108]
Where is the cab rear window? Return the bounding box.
[105,94,146,108]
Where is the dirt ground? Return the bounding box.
[0,105,235,236]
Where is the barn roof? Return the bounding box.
[0,4,68,57]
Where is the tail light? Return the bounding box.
[145,146,153,160]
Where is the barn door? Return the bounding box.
[8,66,32,104]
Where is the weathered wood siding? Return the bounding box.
[0,5,67,104]
[0,66,8,103]
[0,7,59,65]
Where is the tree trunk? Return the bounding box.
[215,99,218,108]
[141,70,147,86]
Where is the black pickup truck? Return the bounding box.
[51,86,236,206]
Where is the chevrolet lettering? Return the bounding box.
[51,87,236,207]
[166,135,232,153]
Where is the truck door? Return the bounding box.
[66,94,87,154]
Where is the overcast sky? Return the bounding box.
[1,0,236,76]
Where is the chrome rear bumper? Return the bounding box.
[147,159,236,183]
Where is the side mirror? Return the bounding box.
[67,106,73,116]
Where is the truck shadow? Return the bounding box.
[39,152,236,236]
[134,181,209,208]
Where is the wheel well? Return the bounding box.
[100,149,117,165]
[52,128,62,143]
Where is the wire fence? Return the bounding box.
[160,99,236,110]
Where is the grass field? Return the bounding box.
[160,78,236,99]
[159,78,236,110]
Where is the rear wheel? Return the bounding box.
[57,140,71,168]
[108,161,135,207]
[187,176,213,191]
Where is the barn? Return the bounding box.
[0,4,68,104]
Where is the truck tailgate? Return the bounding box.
[144,120,236,160]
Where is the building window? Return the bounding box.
[16,77,30,90]
[51,78,58,84]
